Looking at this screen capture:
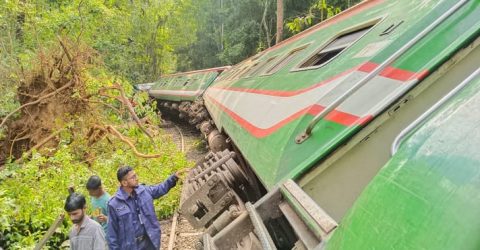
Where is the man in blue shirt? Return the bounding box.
[107,166,180,250]
[86,175,111,234]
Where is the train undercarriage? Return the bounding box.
[156,99,331,249]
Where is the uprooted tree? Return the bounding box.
[0,39,188,249]
[0,38,162,166]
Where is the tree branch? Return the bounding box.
[15,129,65,164]
[93,125,161,158]
[98,84,155,141]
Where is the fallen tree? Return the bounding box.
[0,39,162,165]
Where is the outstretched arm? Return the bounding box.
[148,174,178,199]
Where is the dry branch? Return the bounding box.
[34,214,65,250]
[15,129,65,164]
[98,83,155,140]
[87,99,124,116]
[9,130,29,159]
[93,125,161,158]
[58,38,73,62]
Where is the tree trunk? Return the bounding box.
[261,0,272,48]
[275,0,284,44]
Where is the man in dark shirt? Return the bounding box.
[107,166,181,250]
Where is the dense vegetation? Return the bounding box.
[177,0,360,71]
[0,0,358,248]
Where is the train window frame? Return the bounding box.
[221,63,245,81]
[227,59,257,80]
[241,61,260,78]
[216,68,234,81]
[183,78,191,86]
[235,60,260,79]
[291,18,382,72]
[176,76,185,85]
[261,43,311,76]
[228,66,248,80]
[235,67,251,79]
[244,55,279,78]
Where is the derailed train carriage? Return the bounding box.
[148,0,480,249]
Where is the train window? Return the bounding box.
[245,56,278,77]
[298,24,375,69]
[175,77,183,85]
[227,66,248,80]
[235,65,256,79]
[221,64,243,81]
[264,45,309,75]
[242,62,260,78]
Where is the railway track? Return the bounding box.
[159,119,206,250]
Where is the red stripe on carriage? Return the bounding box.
[380,67,429,81]
[212,68,356,97]
[206,95,372,138]
[213,62,428,97]
[358,62,430,81]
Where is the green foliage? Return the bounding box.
[286,0,361,34]
[0,0,197,84]
[176,0,332,70]
[0,62,188,248]
[0,90,188,248]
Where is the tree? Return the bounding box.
[286,0,361,34]
[276,0,284,44]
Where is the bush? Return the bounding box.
[0,47,189,248]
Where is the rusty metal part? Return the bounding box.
[207,130,229,152]
[205,205,242,236]
[201,187,283,250]
[170,103,179,110]
[191,151,236,182]
[236,232,263,250]
[181,173,239,228]
[184,99,210,125]
[178,101,192,120]
[179,101,191,113]
[181,149,250,230]
[245,202,277,250]
[205,180,330,250]
[200,120,214,136]
[190,110,209,125]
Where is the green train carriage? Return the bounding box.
[149,0,480,249]
[326,68,480,249]
[148,66,229,126]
